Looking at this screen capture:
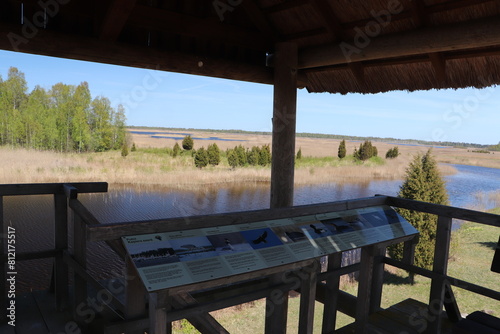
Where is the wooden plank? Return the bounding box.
[149,292,170,334]
[369,246,386,313]
[99,0,137,41]
[171,293,229,334]
[385,196,500,227]
[298,260,319,334]
[54,193,69,311]
[0,182,107,196]
[72,214,88,325]
[299,16,500,69]
[124,257,147,334]
[270,41,298,209]
[15,293,49,334]
[321,252,342,333]
[87,196,388,242]
[265,273,289,334]
[355,245,377,334]
[1,249,58,262]
[32,290,82,334]
[427,216,454,334]
[0,21,275,86]
[402,237,418,284]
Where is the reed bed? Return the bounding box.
[0,145,459,190]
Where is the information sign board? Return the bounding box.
[122,205,418,291]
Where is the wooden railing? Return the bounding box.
[67,193,499,334]
[1,182,499,334]
[0,182,108,323]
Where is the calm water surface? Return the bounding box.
[7,164,500,291]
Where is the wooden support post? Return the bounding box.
[265,273,289,334]
[368,246,386,313]
[298,260,319,334]
[355,245,380,334]
[266,41,297,334]
[0,196,5,323]
[321,253,342,334]
[54,193,69,310]
[124,257,147,334]
[427,216,459,333]
[270,41,298,209]
[73,214,88,324]
[403,237,418,284]
[149,292,171,334]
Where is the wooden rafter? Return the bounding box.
[241,0,278,42]
[410,0,448,85]
[308,0,367,87]
[298,16,500,69]
[127,4,271,51]
[263,0,307,14]
[99,0,137,41]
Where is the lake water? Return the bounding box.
[6,164,500,291]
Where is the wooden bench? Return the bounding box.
[452,236,500,334]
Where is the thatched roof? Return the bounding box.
[1,0,500,94]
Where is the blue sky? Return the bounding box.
[0,50,498,145]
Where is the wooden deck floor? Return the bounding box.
[0,290,82,334]
[2,292,454,334]
[337,298,454,334]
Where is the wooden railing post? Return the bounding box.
[73,212,88,325]
[355,244,385,334]
[54,192,69,310]
[149,292,171,334]
[321,252,342,334]
[427,215,460,333]
[124,257,147,334]
[402,237,418,284]
[298,259,319,334]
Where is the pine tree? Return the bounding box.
[194,147,208,168]
[388,149,449,270]
[121,143,129,157]
[259,144,271,166]
[227,149,238,168]
[296,147,302,160]
[172,142,180,157]
[386,147,400,159]
[207,143,221,166]
[131,143,137,152]
[338,140,346,159]
[247,146,261,165]
[182,135,194,150]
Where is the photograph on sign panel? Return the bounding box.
[169,236,218,262]
[240,228,283,250]
[207,232,254,255]
[321,217,356,234]
[126,235,180,268]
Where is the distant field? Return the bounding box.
[0,128,498,189]
[129,128,500,169]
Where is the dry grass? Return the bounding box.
[2,128,498,189]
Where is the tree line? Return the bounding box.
[0,67,127,152]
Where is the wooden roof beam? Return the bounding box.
[410,1,448,87]
[241,0,278,41]
[308,0,367,87]
[99,0,137,41]
[128,4,271,51]
[298,16,500,69]
[263,0,307,14]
